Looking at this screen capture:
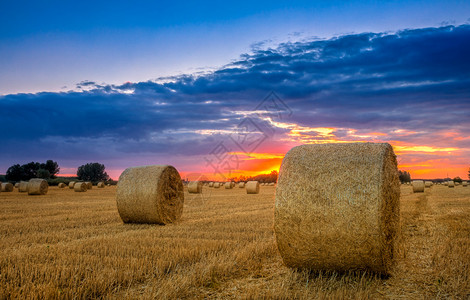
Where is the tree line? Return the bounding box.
[5,161,109,182]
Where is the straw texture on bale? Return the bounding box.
[74,182,87,192]
[274,143,400,275]
[208,182,214,187]
[18,181,29,192]
[69,181,75,189]
[245,181,260,194]
[58,183,66,188]
[28,179,48,195]
[213,182,220,188]
[463,181,468,187]
[188,181,203,194]
[424,181,432,188]
[238,182,245,188]
[97,182,105,188]
[412,180,425,193]
[448,181,455,188]
[1,183,14,192]
[85,182,92,189]
[116,165,184,224]
[224,182,233,189]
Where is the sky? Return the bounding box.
[1,1,469,180]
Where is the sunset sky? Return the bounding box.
[1,1,470,180]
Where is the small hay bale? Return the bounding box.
[462,181,468,187]
[97,182,105,188]
[85,182,92,189]
[269,182,275,186]
[231,182,235,188]
[18,181,29,192]
[116,165,184,224]
[15,183,19,188]
[58,183,66,188]
[224,182,233,189]
[448,181,455,188]
[74,182,87,192]
[69,181,75,189]
[412,180,425,193]
[246,181,260,194]
[1,183,14,192]
[274,143,400,275]
[424,181,432,188]
[238,182,245,188]
[208,182,214,187]
[188,181,203,194]
[213,182,220,188]
[28,179,48,195]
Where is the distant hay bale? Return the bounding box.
[448,181,455,188]
[69,181,75,189]
[85,182,92,189]
[58,183,66,188]
[28,179,48,195]
[238,182,245,188]
[14,183,19,188]
[18,181,29,192]
[209,182,214,187]
[116,165,184,224]
[412,180,425,193]
[97,182,105,188]
[424,181,432,188]
[274,143,400,275]
[1,183,14,192]
[269,182,275,186]
[188,181,203,194]
[463,181,468,187]
[224,182,233,189]
[246,181,260,194]
[74,182,87,192]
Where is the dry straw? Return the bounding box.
[58,183,66,188]
[28,178,48,195]
[246,181,260,194]
[224,182,233,189]
[97,182,105,188]
[412,180,425,193]
[14,183,19,188]
[188,181,203,194]
[274,143,400,275]
[116,165,184,224]
[74,182,87,192]
[1,183,14,192]
[463,181,468,187]
[238,182,245,188]
[69,181,75,189]
[448,181,455,188]
[18,181,29,192]
[85,182,92,189]
[213,182,220,188]
[209,182,214,187]
[424,181,432,188]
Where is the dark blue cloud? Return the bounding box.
[1,24,470,170]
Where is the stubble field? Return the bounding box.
[0,184,469,299]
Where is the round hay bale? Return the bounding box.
[269,182,275,186]
[28,179,48,195]
[246,181,260,194]
[14,182,19,188]
[97,182,105,188]
[18,181,29,192]
[224,182,233,189]
[1,183,14,192]
[462,181,468,187]
[238,182,245,188]
[85,182,92,189]
[412,180,425,193]
[58,183,66,188]
[231,182,235,188]
[213,182,220,188]
[116,165,184,224]
[74,182,87,192]
[208,182,214,187]
[424,181,432,188]
[274,143,400,274]
[188,181,203,194]
[69,181,75,189]
[448,181,455,188]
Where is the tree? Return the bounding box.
[468,167,470,180]
[77,163,109,182]
[5,160,60,181]
[5,164,23,181]
[40,160,60,178]
[398,170,411,183]
[36,169,51,179]
[453,176,462,183]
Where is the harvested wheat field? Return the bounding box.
[0,184,469,299]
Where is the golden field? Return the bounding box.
[0,184,469,299]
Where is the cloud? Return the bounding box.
[1,24,470,178]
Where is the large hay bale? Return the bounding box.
[69,181,75,189]
[246,181,260,194]
[448,181,455,188]
[85,182,92,189]
[97,182,105,188]
[424,181,432,188]
[18,181,29,192]
[224,182,233,189]
[74,182,87,192]
[28,179,48,195]
[1,183,14,192]
[274,143,400,274]
[58,183,66,188]
[412,180,425,193]
[213,182,220,188]
[188,181,203,194]
[238,182,245,188]
[208,182,214,187]
[116,165,184,224]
